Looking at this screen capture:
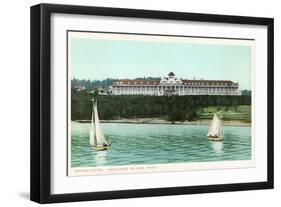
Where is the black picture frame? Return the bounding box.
[30,3,274,204]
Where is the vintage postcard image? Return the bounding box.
[67,31,254,176]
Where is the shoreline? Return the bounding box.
[74,118,251,127]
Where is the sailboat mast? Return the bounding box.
[92,98,98,145]
[89,98,96,146]
[91,99,94,124]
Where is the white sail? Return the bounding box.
[207,114,222,137]
[219,123,223,137]
[89,127,95,145]
[94,100,108,145]
[89,99,96,146]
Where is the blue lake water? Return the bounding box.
[71,122,251,167]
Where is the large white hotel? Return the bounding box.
[112,72,241,96]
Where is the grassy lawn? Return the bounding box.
[197,105,251,122]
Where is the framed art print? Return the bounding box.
[30,3,274,203]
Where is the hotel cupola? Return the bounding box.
[168,72,175,78]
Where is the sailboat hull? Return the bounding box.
[208,136,224,141]
[92,145,110,151]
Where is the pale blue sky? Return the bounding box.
[70,36,252,90]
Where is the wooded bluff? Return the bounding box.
[71,90,251,121]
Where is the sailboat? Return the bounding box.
[207,113,223,141]
[89,97,111,151]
